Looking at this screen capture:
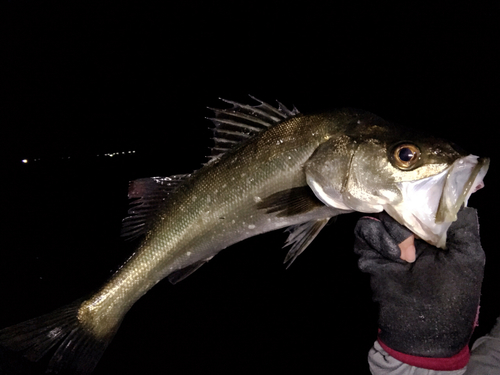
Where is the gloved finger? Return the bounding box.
[446,207,485,261]
[378,211,415,244]
[354,216,402,261]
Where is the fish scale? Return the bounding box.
[77,114,340,339]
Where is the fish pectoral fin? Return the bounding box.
[121,174,190,240]
[167,258,212,284]
[256,186,325,217]
[283,218,331,268]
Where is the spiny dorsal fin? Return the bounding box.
[206,95,299,162]
[121,175,190,240]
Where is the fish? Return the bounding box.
[0,96,489,374]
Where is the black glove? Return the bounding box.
[354,207,485,358]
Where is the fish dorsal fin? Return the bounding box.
[206,95,299,162]
[282,218,331,268]
[121,175,190,240]
[122,97,298,238]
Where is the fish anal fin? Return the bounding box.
[283,218,330,268]
[121,175,190,240]
[167,259,211,284]
[256,186,325,217]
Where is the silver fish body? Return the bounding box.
[0,98,489,374]
[78,111,352,338]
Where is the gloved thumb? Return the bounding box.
[378,212,416,262]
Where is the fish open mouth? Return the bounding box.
[386,155,489,248]
[435,156,489,223]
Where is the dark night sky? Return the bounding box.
[0,2,499,374]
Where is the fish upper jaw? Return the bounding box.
[385,155,489,248]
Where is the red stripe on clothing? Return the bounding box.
[377,338,469,371]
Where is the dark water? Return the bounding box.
[1,3,499,374]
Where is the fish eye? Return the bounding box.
[393,144,421,170]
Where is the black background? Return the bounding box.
[0,2,499,374]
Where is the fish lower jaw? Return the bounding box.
[383,204,449,249]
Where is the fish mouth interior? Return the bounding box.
[435,156,490,223]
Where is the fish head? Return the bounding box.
[305,110,489,248]
[378,136,489,248]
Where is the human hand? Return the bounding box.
[354,208,485,360]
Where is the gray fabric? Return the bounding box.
[464,317,500,374]
[368,341,467,375]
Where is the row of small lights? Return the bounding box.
[21,150,136,164]
[101,150,136,157]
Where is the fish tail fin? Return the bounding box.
[0,299,119,374]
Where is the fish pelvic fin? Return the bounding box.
[0,298,119,374]
[283,218,331,268]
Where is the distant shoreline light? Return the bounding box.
[21,151,136,164]
[101,150,136,158]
